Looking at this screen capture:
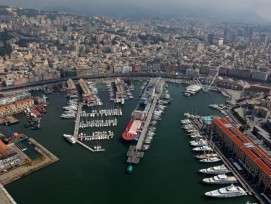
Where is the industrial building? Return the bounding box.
[0,98,34,118]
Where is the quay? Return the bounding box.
[73,103,83,140]
[0,184,17,204]
[0,138,58,186]
[127,78,165,164]
[212,143,266,204]
[114,78,126,100]
[136,79,165,150]
[191,118,266,204]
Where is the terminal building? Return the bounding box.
[78,79,95,103]
[212,118,271,197]
[66,79,77,95]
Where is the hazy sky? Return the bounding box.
[1,0,271,21]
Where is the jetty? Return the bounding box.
[127,78,165,164]
[73,103,83,140]
[0,184,17,204]
[136,79,164,150]
[114,77,126,100]
[76,140,105,152]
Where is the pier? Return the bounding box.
[0,184,17,204]
[0,138,59,186]
[114,78,126,100]
[73,103,83,140]
[190,118,266,204]
[136,79,165,150]
[76,140,105,152]
[127,79,165,164]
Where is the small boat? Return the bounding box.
[127,164,133,174]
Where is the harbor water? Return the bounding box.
[2,81,257,204]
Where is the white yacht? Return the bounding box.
[199,164,230,174]
[209,104,219,109]
[199,157,221,163]
[203,174,238,184]
[60,113,76,119]
[183,84,202,96]
[181,119,191,124]
[63,104,77,111]
[63,134,76,144]
[190,139,208,147]
[193,145,213,152]
[205,184,247,198]
[195,153,218,159]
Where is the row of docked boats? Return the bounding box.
[143,100,168,149]
[77,131,114,141]
[181,113,247,198]
[85,82,103,106]
[80,108,122,117]
[79,118,117,128]
[60,99,78,119]
[107,80,134,103]
[106,81,114,99]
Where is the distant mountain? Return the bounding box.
[0,1,268,23]
[43,2,164,20]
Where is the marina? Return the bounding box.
[2,81,258,204]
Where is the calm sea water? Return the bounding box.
[2,81,257,204]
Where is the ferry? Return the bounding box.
[199,164,230,174]
[63,134,76,144]
[203,174,238,184]
[205,184,247,198]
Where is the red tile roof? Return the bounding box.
[213,118,271,178]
